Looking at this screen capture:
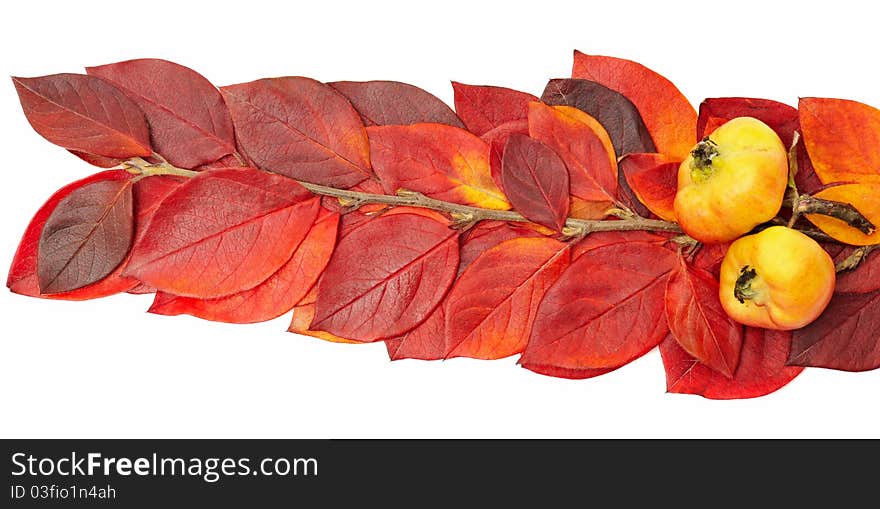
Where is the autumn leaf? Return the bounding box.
[521,243,676,370]
[452,83,537,136]
[540,79,655,156]
[37,177,134,294]
[799,97,880,185]
[520,363,617,380]
[572,51,695,160]
[501,134,570,231]
[330,80,464,128]
[387,221,544,361]
[527,102,618,219]
[804,183,880,245]
[571,230,672,260]
[367,123,510,209]
[149,210,338,324]
[126,168,320,298]
[665,254,744,378]
[481,119,529,193]
[660,328,803,399]
[289,286,360,344]
[222,77,373,188]
[7,171,139,299]
[87,59,235,169]
[789,290,880,372]
[131,175,187,246]
[618,153,679,221]
[836,248,880,293]
[312,210,459,342]
[12,74,151,160]
[444,237,569,360]
[698,97,822,194]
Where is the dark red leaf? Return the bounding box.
[521,243,676,370]
[87,59,235,169]
[385,305,448,361]
[789,290,880,371]
[540,79,656,156]
[665,255,744,378]
[452,82,537,136]
[836,248,880,293]
[697,97,821,194]
[312,210,459,342]
[691,242,731,279]
[12,74,151,159]
[221,77,372,188]
[660,328,803,399]
[329,80,463,128]
[7,171,138,299]
[501,134,570,231]
[126,168,320,298]
[37,178,134,294]
[149,210,339,323]
[444,238,570,359]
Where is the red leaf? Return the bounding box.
[12,74,151,159]
[520,363,617,380]
[618,153,679,222]
[572,52,696,160]
[691,242,731,279]
[387,221,544,360]
[7,171,138,299]
[501,134,570,231]
[698,97,821,194]
[37,178,134,294]
[458,221,542,274]
[288,286,359,344]
[126,168,320,298]
[149,210,339,323]
[571,231,672,260]
[660,328,803,399]
[540,79,656,156]
[444,237,570,360]
[836,249,880,293]
[329,80,463,128]
[789,290,880,371]
[312,211,459,342]
[521,243,676,370]
[481,119,529,193]
[132,175,186,246]
[452,82,537,136]
[386,305,448,361]
[527,102,618,219]
[367,123,510,209]
[221,77,372,188]
[665,255,744,378]
[87,59,235,169]
[799,97,880,185]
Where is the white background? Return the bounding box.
[1,0,878,438]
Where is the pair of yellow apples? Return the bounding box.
[674,117,835,330]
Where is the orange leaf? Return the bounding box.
[367,123,510,210]
[572,51,696,160]
[805,183,880,245]
[527,102,617,219]
[799,97,880,185]
[444,237,570,360]
[618,153,679,221]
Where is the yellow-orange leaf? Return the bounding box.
[799,97,880,185]
[805,183,880,245]
[572,51,696,160]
